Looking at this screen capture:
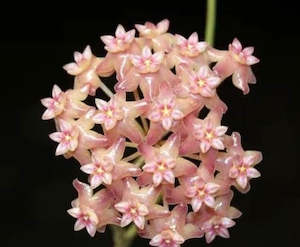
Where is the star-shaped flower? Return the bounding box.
[138,134,197,187]
[101,25,135,53]
[131,46,164,74]
[67,179,118,237]
[175,32,208,57]
[63,45,93,75]
[41,84,66,120]
[49,119,79,155]
[135,19,170,39]
[140,204,203,247]
[212,38,259,94]
[80,138,141,188]
[92,93,148,144]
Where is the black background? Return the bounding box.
[1,1,299,246]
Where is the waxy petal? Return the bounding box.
[74,219,85,231]
[247,167,261,178]
[191,197,202,212]
[134,215,145,229]
[153,172,163,186]
[211,138,225,150]
[120,214,133,227]
[236,175,248,189]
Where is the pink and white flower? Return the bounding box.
[150,229,185,247]
[115,200,149,229]
[187,66,221,97]
[41,84,66,120]
[68,206,99,237]
[186,181,220,212]
[131,46,164,73]
[93,97,124,130]
[135,19,169,38]
[143,155,177,186]
[101,25,135,53]
[148,85,185,131]
[175,32,208,57]
[63,45,93,75]
[49,119,79,155]
[229,38,259,65]
[202,216,235,243]
[80,154,113,188]
[193,119,228,153]
[229,154,261,189]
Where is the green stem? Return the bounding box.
[205,0,217,46]
[111,225,137,247]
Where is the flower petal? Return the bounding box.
[115,201,130,213]
[205,230,216,244]
[115,24,126,37]
[134,215,145,229]
[80,164,96,174]
[120,214,133,227]
[200,141,211,153]
[153,172,163,186]
[90,175,103,188]
[214,126,228,136]
[74,219,86,231]
[211,138,225,150]
[236,175,248,189]
[55,142,69,156]
[246,55,259,65]
[150,234,163,246]
[163,170,175,184]
[67,207,81,218]
[232,38,242,51]
[86,222,97,237]
[52,84,62,98]
[247,167,261,178]
[171,109,184,120]
[142,46,152,58]
[42,109,56,120]
[188,32,199,44]
[217,227,230,238]
[162,117,173,130]
[191,197,202,212]
[205,183,220,194]
[204,195,215,208]
[83,45,92,60]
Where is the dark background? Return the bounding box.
[1,1,299,246]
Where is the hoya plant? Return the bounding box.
[41,2,262,246]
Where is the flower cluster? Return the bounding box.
[42,19,262,246]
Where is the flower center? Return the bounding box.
[130,207,137,215]
[197,189,205,197]
[214,224,220,230]
[161,105,172,117]
[197,79,206,87]
[239,165,246,173]
[65,135,71,141]
[158,162,166,171]
[205,131,214,140]
[106,109,113,117]
[144,59,152,67]
[96,166,104,174]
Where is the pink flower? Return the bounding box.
[49,119,79,155]
[193,118,228,153]
[175,32,208,57]
[147,84,185,131]
[93,97,124,130]
[183,66,221,97]
[63,45,93,75]
[229,153,261,189]
[67,179,117,237]
[81,138,141,188]
[186,180,220,212]
[101,25,135,53]
[229,38,259,65]
[41,85,66,120]
[68,205,99,237]
[202,216,235,243]
[131,46,164,73]
[139,134,197,187]
[115,200,149,229]
[215,132,262,192]
[150,229,185,247]
[135,19,169,38]
[212,38,259,94]
[142,204,203,247]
